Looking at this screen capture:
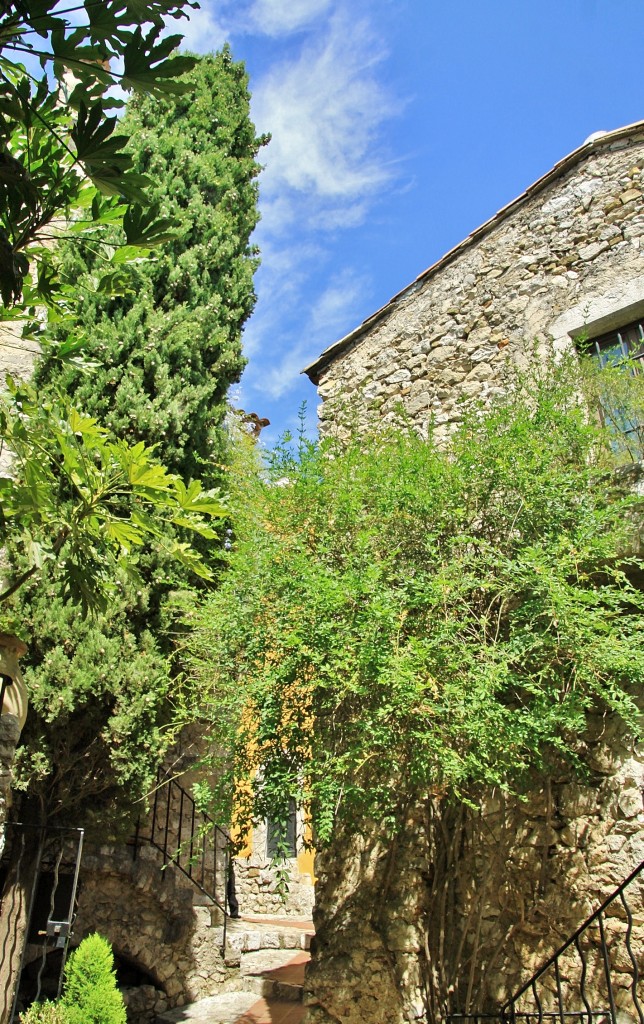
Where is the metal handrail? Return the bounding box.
[448,859,644,1024]
[132,771,230,946]
[503,859,643,1015]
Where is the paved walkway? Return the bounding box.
[234,996,306,1023]
[240,916,313,931]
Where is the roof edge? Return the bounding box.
[302,120,644,385]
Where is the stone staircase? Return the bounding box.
[155,916,313,1024]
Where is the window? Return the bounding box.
[267,799,297,859]
[585,319,644,367]
[582,318,644,456]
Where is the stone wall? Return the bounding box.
[0,322,40,479]
[233,818,315,918]
[71,843,233,1023]
[0,714,21,842]
[155,727,314,920]
[308,127,644,445]
[0,319,37,820]
[302,124,644,1024]
[305,716,643,1024]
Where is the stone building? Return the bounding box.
[0,307,42,835]
[302,123,644,1024]
[233,809,315,918]
[305,123,644,445]
[0,635,28,845]
[2,121,642,1024]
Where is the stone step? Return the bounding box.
[232,997,306,1023]
[241,947,307,975]
[155,989,261,1023]
[224,917,313,956]
[237,948,308,1002]
[155,992,306,1024]
[155,951,309,1023]
[233,975,304,1002]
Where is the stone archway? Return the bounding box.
[71,842,232,1012]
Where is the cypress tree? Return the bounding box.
[10,49,264,831]
[42,46,264,485]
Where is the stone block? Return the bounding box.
[578,240,610,260]
[405,392,430,416]
[243,930,262,952]
[617,786,643,819]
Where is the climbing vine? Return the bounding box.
[188,351,644,844]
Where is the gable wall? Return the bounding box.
[314,132,644,439]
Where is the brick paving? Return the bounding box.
[240,917,313,931]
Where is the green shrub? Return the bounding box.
[189,351,644,842]
[20,1002,71,1024]
[62,934,126,1024]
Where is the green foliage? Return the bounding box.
[188,354,644,844]
[38,49,264,484]
[0,0,198,306]
[62,934,126,1024]
[579,355,644,463]
[9,51,263,830]
[19,1001,71,1024]
[11,590,173,827]
[0,377,225,613]
[18,935,124,1023]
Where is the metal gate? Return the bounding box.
[0,822,84,1022]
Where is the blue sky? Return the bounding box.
[179,0,644,444]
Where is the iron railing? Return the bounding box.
[132,772,230,931]
[0,821,84,1023]
[448,858,643,1024]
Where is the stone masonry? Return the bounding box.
[71,843,232,1022]
[233,817,315,919]
[0,713,20,842]
[0,322,40,480]
[305,124,644,446]
[303,123,644,1024]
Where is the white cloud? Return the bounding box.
[180,1,402,415]
[238,5,401,405]
[179,3,230,53]
[241,235,328,359]
[249,0,333,36]
[180,0,332,44]
[247,268,370,400]
[252,11,396,208]
[308,268,367,338]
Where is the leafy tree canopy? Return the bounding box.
[38,48,265,483]
[21,933,126,1023]
[63,932,126,1024]
[187,353,644,845]
[0,375,225,614]
[0,0,198,309]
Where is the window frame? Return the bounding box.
[266,798,298,859]
[579,317,644,457]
